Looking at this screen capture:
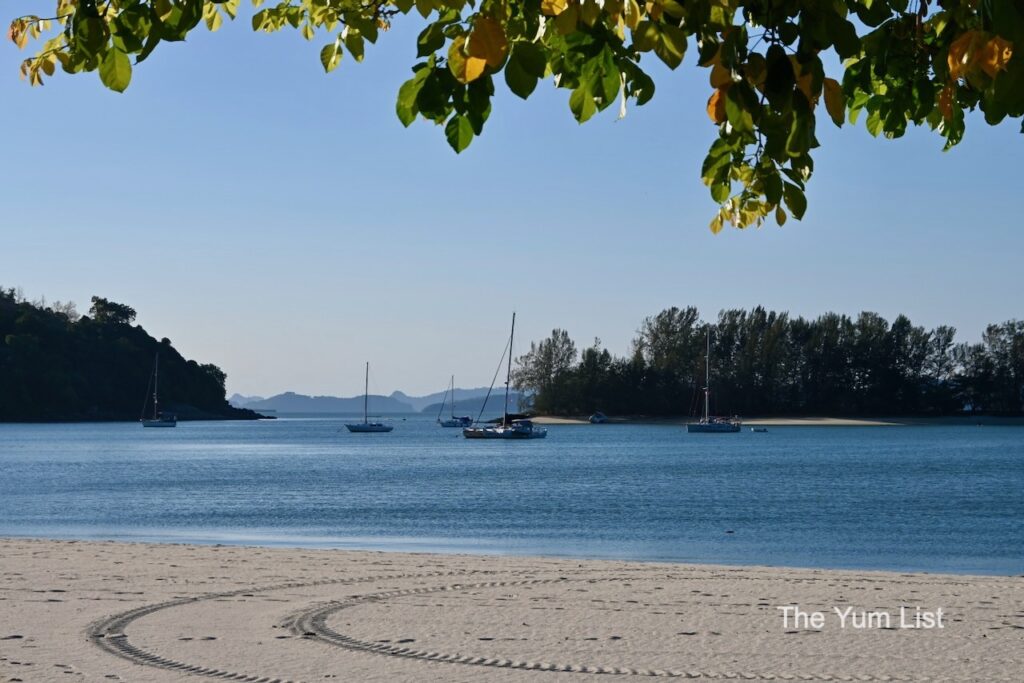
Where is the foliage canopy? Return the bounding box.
[9,0,1024,230]
[0,288,259,421]
[512,306,1024,417]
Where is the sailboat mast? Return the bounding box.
[504,312,515,427]
[451,375,456,419]
[364,361,369,423]
[704,329,710,421]
[153,353,160,419]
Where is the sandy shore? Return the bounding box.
[532,415,1024,427]
[1,540,1021,682]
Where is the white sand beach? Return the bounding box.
[1,539,1021,682]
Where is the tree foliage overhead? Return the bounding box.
[8,1,1023,230]
[513,306,1024,417]
[0,287,261,421]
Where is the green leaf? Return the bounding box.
[396,68,429,127]
[824,12,860,59]
[417,22,447,57]
[724,86,753,133]
[99,47,132,92]
[445,114,474,152]
[632,21,659,52]
[74,16,109,59]
[343,30,365,62]
[764,44,794,112]
[785,107,810,156]
[624,62,655,105]
[710,180,730,203]
[505,43,541,99]
[782,182,806,219]
[654,24,686,70]
[569,80,597,122]
[865,108,884,137]
[320,40,342,73]
[775,205,787,226]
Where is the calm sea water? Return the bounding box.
[0,417,1021,575]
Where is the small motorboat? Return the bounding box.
[589,411,608,424]
[751,427,768,433]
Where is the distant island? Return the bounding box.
[231,389,524,416]
[0,289,266,422]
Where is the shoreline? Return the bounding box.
[532,414,1024,426]
[1,538,1021,682]
[3,533,1017,577]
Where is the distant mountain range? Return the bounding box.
[229,387,521,414]
[421,394,526,418]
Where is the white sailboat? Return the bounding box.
[687,329,741,433]
[437,375,472,428]
[345,362,394,433]
[141,352,177,428]
[463,313,547,440]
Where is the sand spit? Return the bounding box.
[0,538,1021,682]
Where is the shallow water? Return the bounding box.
[1,417,1021,574]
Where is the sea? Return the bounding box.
[1,417,1021,575]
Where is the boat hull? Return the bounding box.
[462,426,547,439]
[687,421,741,433]
[142,419,177,428]
[439,417,473,428]
[345,423,394,433]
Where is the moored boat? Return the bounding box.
[345,362,394,433]
[141,352,177,428]
[687,329,741,434]
[464,418,546,439]
[437,375,473,428]
[462,313,547,440]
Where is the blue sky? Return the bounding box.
[2,8,1020,397]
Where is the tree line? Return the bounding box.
[0,288,261,422]
[512,307,1024,417]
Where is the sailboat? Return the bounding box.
[345,362,394,433]
[437,375,473,428]
[687,329,741,433]
[141,352,177,428]
[463,313,547,440]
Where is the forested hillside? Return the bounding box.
[513,307,1024,418]
[0,289,263,422]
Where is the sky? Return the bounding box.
[2,7,1021,398]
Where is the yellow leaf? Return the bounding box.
[40,53,56,76]
[946,31,978,80]
[706,87,727,124]
[790,56,815,103]
[623,0,642,31]
[448,35,487,84]
[938,83,955,122]
[467,16,508,69]
[979,35,1013,78]
[709,212,724,234]
[709,63,731,88]
[541,0,568,16]
[822,77,844,127]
